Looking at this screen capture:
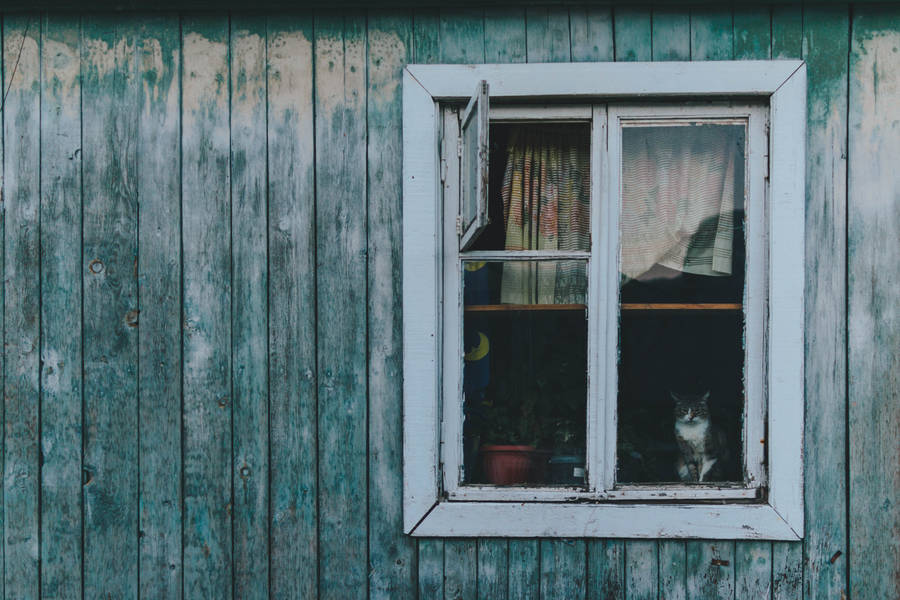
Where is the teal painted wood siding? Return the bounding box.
[1,5,897,599]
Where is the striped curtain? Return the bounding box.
[620,125,738,280]
[500,126,590,304]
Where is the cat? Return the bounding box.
[671,391,729,482]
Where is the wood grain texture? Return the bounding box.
[508,540,539,599]
[3,15,41,599]
[367,11,417,600]
[266,14,318,598]
[314,13,368,599]
[136,13,183,599]
[588,540,624,599]
[625,540,657,600]
[771,542,802,600]
[81,16,140,598]
[230,16,269,599]
[445,539,477,600]
[735,541,771,599]
[771,4,802,59]
[802,6,849,600]
[733,6,771,60]
[690,7,732,60]
[477,539,508,600]
[685,542,734,599]
[526,6,570,62]
[181,16,232,598]
[540,540,586,600]
[652,7,690,60]
[658,540,686,600]
[570,7,613,62]
[439,8,484,64]
[848,6,900,599]
[613,7,651,61]
[38,14,82,600]
[418,539,444,599]
[484,8,525,63]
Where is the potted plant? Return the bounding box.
[477,389,540,485]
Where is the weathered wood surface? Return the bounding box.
[230,16,269,599]
[137,13,183,599]
[181,16,232,598]
[0,6,896,599]
[266,14,318,598]
[368,10,417,600]
[3,15,41,599]
[39,14,82,599]
[315,13,368,600]
[848,5,900,599]
[81,15,140,598]
[803,6,850,600]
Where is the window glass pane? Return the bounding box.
[461,260,587,487]
[617,122,746,484]
[466,122,590,252]
[461,110,480,232]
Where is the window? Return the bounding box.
[403,62,805,539]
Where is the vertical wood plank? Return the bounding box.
[477,539,508,600]
[613,7,651,61]
[771,542,802,600]
[733,7,771,60]
[686,542,734,600]
[39,14,82,599]
[526,6,570,62]
[484,8,525,63]
[2,15,41,599]
[848,6,900,600]
[735,542,771,599]
[137,14,182,599]
[418,539,445,599]
[445,539,477,600]
[367,11,417,600]
[314,13,368,599]
[413,9,440,64]
[540,540,586,600]
[690,7,732,60]
[181,16,232,598]
[802,6,850,600]
[771,5,802,59]
[439,8,484,64]
[625,540,657,600]
[36,13,83,600]
[0,15,5,594]
[230,16,268,599]
[570,7,613,62]
[81,16,140,598]
[266,13,317,598]
[508,540,539,599]
[651,8,691,60]
[658,541,686,600]
[587,540,624,599]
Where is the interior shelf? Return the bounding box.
[464,302,742,312]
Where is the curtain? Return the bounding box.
[500,126,590,304]
[620,125,738,280]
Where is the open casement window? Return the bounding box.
[403,62,806,539]
[458,80,490,250]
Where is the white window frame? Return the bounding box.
[402,61,805,540]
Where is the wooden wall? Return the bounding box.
[1,4,897,599]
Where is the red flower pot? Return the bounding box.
[480,445,536,485]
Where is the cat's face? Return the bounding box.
[671,391,710,423]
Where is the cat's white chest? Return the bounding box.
[676,420,708,446]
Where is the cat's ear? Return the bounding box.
[669,391,681,401]
[701,391,710,401]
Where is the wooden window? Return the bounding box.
[403,62,806,539]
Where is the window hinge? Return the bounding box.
[440,158,449,183]
[456,215,463,236]
[457,137,463,158]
